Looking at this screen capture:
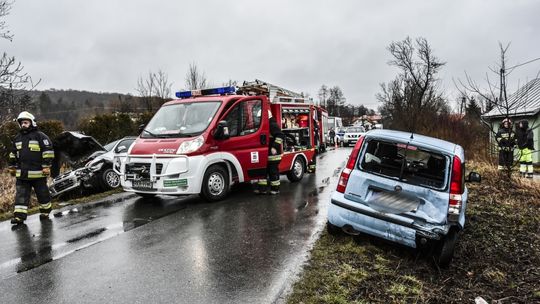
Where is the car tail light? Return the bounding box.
[336,136,365,193]
[448,155,463,220]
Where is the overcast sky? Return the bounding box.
[3,0,540,110]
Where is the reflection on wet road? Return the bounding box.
[0,148,350,304]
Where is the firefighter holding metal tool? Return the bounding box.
[254,110,285,195]
[8,111,55,225]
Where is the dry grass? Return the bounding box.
[0,171,123,222]
[0,172,15,213]
[468,160,540,206]
[287,161,540,303]
[0,171,39,217]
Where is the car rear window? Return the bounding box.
[359,139,448,189]
[347,127,364,133]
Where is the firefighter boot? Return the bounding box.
[269,180,280,195]
[10,217,25,225]
[39,202,52,221]
[255,180,268,195]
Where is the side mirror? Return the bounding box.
[466,171,481,183]
[116,145,127,153]
[138,124,146,134]
[214,120,230,140]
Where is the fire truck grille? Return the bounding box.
[126,163,163,178]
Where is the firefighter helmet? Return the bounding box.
[17,111,37,127]
[502,117,512,125]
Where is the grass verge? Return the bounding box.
[0,171,123,222]
[287,162,540,303]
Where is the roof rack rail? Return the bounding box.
[238,79,311,104]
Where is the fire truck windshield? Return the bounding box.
[142,101,221,138]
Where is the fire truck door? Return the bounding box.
[216,97,268,179]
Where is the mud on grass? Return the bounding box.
[287,163,540,304]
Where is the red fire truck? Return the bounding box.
[115,80,328,201]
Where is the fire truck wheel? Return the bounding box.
[287,157,305,182]
[200,164,229,202]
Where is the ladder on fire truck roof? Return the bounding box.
[238,79,312,104]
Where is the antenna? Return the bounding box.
[410,132,414,140]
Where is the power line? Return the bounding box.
[506,57,540,70]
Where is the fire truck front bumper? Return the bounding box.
[116,154,205,195]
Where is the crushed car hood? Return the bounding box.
[52,131,105,177]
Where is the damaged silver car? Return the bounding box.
[49,132,135,197]
[328,129,481,266]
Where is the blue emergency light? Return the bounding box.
[175,86,236,98]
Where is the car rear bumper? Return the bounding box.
[328,192,449,248]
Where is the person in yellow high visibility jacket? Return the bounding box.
[515,120,535,178]
[8,111,55,225]
[254,110,285,195]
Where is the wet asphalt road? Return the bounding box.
[0,148,350,304]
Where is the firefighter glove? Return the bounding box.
[270,147,277,155]
[8,168,16,177]
[42,167,51,176]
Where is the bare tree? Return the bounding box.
[377,36,447,133]
[136,72,155,112]
[327,86,345,116]
[185,62,207,90]
[154,70,172,100]
[318,85,329,108]
[0,0,38,125]
[456,43,540,177]
[222,79,238,87]
[136,69,172,112]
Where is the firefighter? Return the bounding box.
[495,118,515,170]
[328,128,335,146]
[515,120,534,178]
[8,111,55,225]
[254,110,285,195]
[308,119,318,173]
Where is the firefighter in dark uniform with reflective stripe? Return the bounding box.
[8,111,55,225]
[254,110,285,195]
[495,118,515,170]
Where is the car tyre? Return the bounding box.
[101,168,121,190]
[200,164,229,202]
[326,221,341,236]
[434,228,459,267]
[287,157,305,182]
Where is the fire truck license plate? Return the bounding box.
[133,180,153,189]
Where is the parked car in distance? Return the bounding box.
[342,126,366,147]
[336,127,346,146]
[327,129,481,266]
[50,136,136,197]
